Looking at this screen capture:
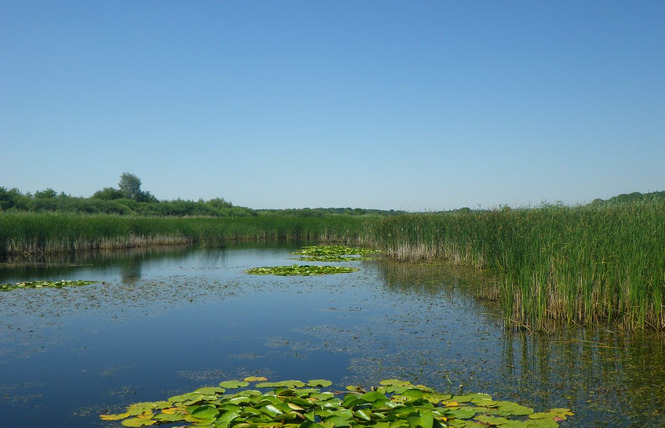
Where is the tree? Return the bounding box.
[0,187,27,211]
[118,172,144,201]
[34,188,58,199]
[92,187,125,200]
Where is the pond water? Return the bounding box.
[0,243,663,427]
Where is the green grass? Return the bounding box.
[0,212,377,255]
[370,201,665,331]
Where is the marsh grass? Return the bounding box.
[0,213,376,255]
[371,201,665,330]
[4,203,664,330]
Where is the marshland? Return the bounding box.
[2,188,664,332]
[1,187,664,426]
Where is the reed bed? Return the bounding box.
[371,201,665,330]
[4,205,663,330]
[0,212,376,255]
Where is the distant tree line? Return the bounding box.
[0,172,401,218]
[0,172,255,217]
[591,190,665,206]
[256,207,402,217]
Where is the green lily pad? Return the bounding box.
[126,403,157,415]
[293,245,380,257]
[291,245,380,262]
[530,408,574,421]
[446,407,478,419]
[255,380,306,389]
[188,404,219,420]
[120,418,156,427]
[101,379,572,427]
[307,379,333,387]
[219,380,249,389]
[194,386,225,395]
[489,401,535,417]
[0,279,99,292]
[246,264,358,276]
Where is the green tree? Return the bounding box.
[34,188,58,199]
[92,187,125,200]
[118,172,146,202]
[0,187,28,210]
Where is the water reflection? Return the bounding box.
[0,245,663,427]
[502,329,665,426]
[119,259,142,284]
[373,259,500,312]
[0,245,193,284]
[370,259,665,426]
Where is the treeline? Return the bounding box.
[256,207,403,217]
[0,187,256,217]
[0,170,401,218]
[0,187,400,218]
[591,190,665,205]
[0,172,259,217]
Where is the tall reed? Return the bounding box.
[0,212,376,255]
[370,201,665,330]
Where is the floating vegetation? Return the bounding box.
[292,245,381,262]
[100,378,572,427]
[246,264,358,276]
[0,279,98,292]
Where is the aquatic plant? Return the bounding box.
[5,200,663,331]
[246,264,359,276]
[292,245,381,262]
[0,279,98,292]
[0,213,377,255]
[371,201,665,330]
[100,378,573,427]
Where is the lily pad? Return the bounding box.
[292,245,381,262]
[307,379,333,387]
[0,279,99,292]
[219,380,249,389]
[244,376,268,382]
[101,379,572,427]
[254,380,306,389]
[245,264,358,276]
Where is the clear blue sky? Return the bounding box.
[2,1,663,211]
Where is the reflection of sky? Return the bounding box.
[0,245,663,427]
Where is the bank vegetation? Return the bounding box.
[1,182,663,331]
[373,198,665,331]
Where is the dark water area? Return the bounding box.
[0,244,663,427]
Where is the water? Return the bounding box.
[0,244,663,427]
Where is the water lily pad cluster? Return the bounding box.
[245,246,379,276]
[293,245,381,262]
[246,265,358,276]
[0,279,98,292]
[100,378,572,427]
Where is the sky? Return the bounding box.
[1,1,664,211]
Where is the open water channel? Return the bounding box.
[0,243,663,427]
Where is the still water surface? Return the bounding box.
[0,244,663,427]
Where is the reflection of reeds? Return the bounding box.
[370,201,665,330]
[0,213,376,255]
[501,328,665,426]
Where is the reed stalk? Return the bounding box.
[370,201,665,330]
[0,212,376,255]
